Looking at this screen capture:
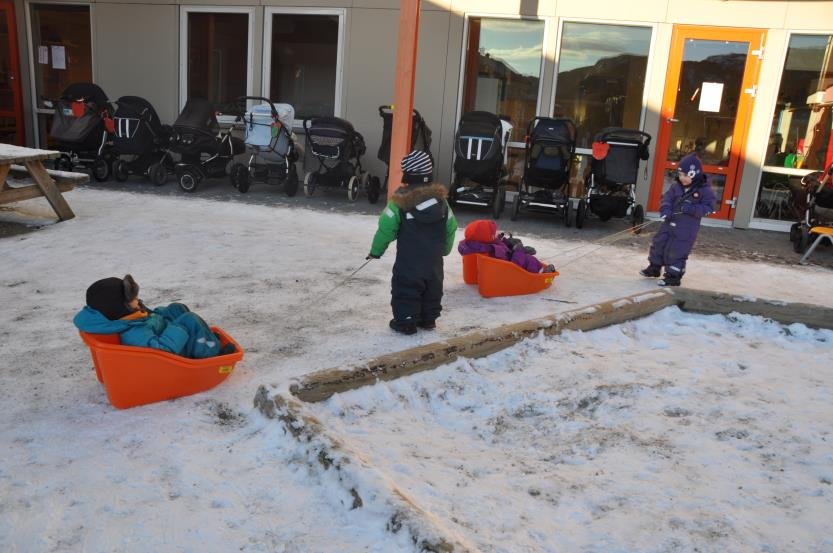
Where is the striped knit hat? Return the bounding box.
[400,149,433,185]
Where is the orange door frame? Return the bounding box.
[387,0,421,199]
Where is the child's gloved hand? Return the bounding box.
[681,203,695,215]
[366,253,381,260]
[522,245,537,255]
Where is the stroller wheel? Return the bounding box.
[347,175,359,202]
[575,199,587,229]
[178,169,200,193]
[367,175,381,205]
[491,187,505,220]
[564,201,573,228]
[789,222,801,245]
[230,163,250,193]
[632,204,645,234]
[510,190,521,221]
[149,163,167,186]
[113,160,129,182]
[92,158,111,182]
[284,163,299,197]
[794,228,812,253]
[303,172,317,197]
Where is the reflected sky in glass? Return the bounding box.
[479,19,545,78]
[558,22,651,73]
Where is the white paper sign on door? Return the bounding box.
[38,46,49,64]
[51,45,66,70]
[699,82,724,113]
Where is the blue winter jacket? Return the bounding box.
[659,176,716,239]
[74,304,190,355]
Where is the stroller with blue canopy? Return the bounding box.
[510,117,577,224]
[450,111,513,219]
[584,127,652,231]
[228,96,299,195]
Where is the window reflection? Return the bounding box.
[755,34,833,222]
[269,13,339,120]
[187,12,248,106]
[462,17,544,142]
[554,22,651,149]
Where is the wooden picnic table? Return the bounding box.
[0,143,87,222]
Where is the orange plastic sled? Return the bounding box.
[79,327,244,409]
[462,253,558,298]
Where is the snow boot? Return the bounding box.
[657,273,682,287]
[418,320,436,331]
[640,264,661,278]
[390,319,417,335]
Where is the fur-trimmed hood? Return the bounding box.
[392,183,448,212]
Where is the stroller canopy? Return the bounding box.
[529,117,577,145]
[115,96,163,129]
[594,127,652,147]
[377,106,433,165]
[61,82,110,111]
[174,98,219,133]
[458,111,503,141]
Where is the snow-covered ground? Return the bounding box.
[1,188,832,552]
[317,307,833,552]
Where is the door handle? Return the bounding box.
[666,117,679,123]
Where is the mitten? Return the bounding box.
[366,253,380,260]
[522,245,537,256]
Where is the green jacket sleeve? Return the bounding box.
[444,204,458,256]
[370,201,401,257]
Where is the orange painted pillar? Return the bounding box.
[388,0,421,200]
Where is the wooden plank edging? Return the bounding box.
[253,387,480,553]
[289,289,678,403]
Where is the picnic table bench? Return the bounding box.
[0,143,88,222]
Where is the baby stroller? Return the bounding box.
[376,105,431,202]
[110,96,174,186]
[48,82,116,182]
[169,98,245,193]
[511,117,577,225]
[303,116,373,202]
[584,127,652,231]
[228,96,299,196]
[451,111,513,219]
[790,161,833,253]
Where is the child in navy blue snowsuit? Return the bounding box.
[641,151,716,286]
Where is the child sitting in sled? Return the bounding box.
[458,219,556,274]
[74,274,235,359]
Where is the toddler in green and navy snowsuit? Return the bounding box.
[368,150,457,335]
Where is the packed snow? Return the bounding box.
[1,188,832,552]
[317,307,833,552]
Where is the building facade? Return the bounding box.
[1,0,832,230]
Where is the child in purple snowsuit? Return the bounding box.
[641,151,716,286]
[457,219,555,273]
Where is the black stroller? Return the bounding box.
[48,82,116,182]
[511,117,577,224]
[790,161,833,253]
[169,98,245,192]
[228,96,299,196]
[303,116,373,202]
[377,105,431,201]
[584,127,652,231]
[450,111,513,219]
[111,96,174,186]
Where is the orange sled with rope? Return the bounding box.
[79,327,243,409]
[462,253,558,298]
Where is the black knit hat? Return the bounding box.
[401,150,433,185]
[86,274,139,321]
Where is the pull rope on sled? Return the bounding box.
[553,220,657,270]
[535,220,656,262]
[320,258,374,300]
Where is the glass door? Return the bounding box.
[0,0,24,145]
[649,26,766,220]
